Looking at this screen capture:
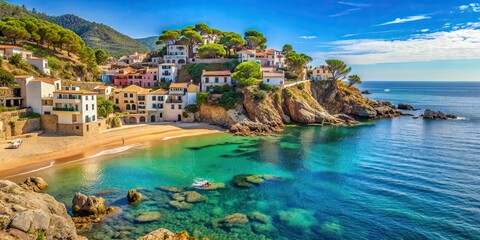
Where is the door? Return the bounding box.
[177,114,181,122]
[150,115,156,122]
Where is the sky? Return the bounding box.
[6,0,480,81]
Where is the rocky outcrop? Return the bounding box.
[0,180,85,240]
[18,177,48,192]
[361,90,372,94]
[72,193,107,217]
[222,213,249,225]
[198,81,403,135]
[422,109,457,119]
[232,174,281,188]
[138,228,196,240]
[127,189,142,204]
[398,103,419,111]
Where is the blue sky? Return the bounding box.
[7,0,480,81]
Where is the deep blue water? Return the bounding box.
[8,81,480,240]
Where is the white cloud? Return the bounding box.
[320,29,480,65]
[420,29,430,32]
[329,8,362,17]
[342,30,402,37]
[300,36,317,39]
[330,1,370,17]
[375,15,431,26]
[458,3,480,12]
[338,1,370,8]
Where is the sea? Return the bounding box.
[6,81,480,240]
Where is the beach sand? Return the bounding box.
[0,123,225,177]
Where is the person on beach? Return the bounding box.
[122,137,125,145]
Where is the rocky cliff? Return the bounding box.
[198,81,403,135]
[0,180,86,240]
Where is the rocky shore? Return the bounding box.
[198,80,405,135]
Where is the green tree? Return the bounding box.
[95,49,109,65]
[156,30,181,46]
[219,32,245,57]
[285,52,312,75]
[348,74,362,86]
[181,29,203,58]
[195,23,212,36]
[80,47,98,71]
[197,92,208,104]
[198,43,226,58]
[0,18,30,45]
[325,59,351,81]
[97,96,114,117]
[244,30,267,50]
[232,62,261,86]
[8,53,23,66]
[281,44,293,55]
[0,68,15,87]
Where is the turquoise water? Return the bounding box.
[7,81,480,239]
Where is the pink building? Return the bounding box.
[113,67,158,88]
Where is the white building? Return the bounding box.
[158,63,178,83]
[53,86,98,124]
[14,76,61,114]
[94,85,115,100]
[146,88,168,122]
[164,45,188,68]
[237,50,257,63]
[164,82,198,121]
[256,49,285,68]
[311,66,332,80]
[201,70,232,92]
[26,58,51,75]
[263,71,285,86]
[116,52,146,66]
[0,45,32,59]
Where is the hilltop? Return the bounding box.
[135,36,161,51]
[0,1,150,57]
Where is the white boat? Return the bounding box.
[6,140,22,149]
[192,178,208,187]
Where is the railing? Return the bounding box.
[53,107,78,112]
[162,73,171,76]
[166,99,183,103]
[57,95,81,100]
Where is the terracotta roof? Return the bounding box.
[188,84,198,93]
[263,72,285,78]
[238,50,256,55]
[169,82,189,88]
[26,57,46,61]
[54,90,97,95]
[31,78,60,85]
[149,89,168,95]
[95,85,114,90]
[122,85,144,92]
[202,70,231,77]
[138,89,151,95]
[159,63,176,66]
[14,75,34,79]
[0,45,23,49]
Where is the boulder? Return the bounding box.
[233,174,279,188]
[397,103,418,111]
[248,212,271,223]
[184,191,206,203]
[157,186,184,193]
[422,109,457,120]
[0,180,85,239]
[72,193,106,217]
[138,228,195,240]
[222,213,249,225]
[135,211,161,222]
[18,177,48,192]
[168,201,193,210]
[361,90,372,94]
[127,189,142,204]
[171,193,185,202]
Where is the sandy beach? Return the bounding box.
[0,123,225,177]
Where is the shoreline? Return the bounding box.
[0,123,225,178]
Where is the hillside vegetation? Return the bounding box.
[0,1,149,57]
[135,36,161,51]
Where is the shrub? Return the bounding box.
[18,112,40,121]
[159,82,171,90]
[285,71,299,80]
[237,77,258,87]
[213,84,231,94]
[9,54,23,66]
[275,92,281,103]
[47,57,61,70]
[184,104,199,113]
[0,105,17,112]
[297,82,305,90]
[259,82,278,91]
[219,92,242,110]
[182,111,189,118]
[284,88,294,98]
[252,90,267,101]
[197,92,208,104]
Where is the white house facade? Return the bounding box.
[53,86,98,124]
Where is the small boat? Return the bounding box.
[384,89,390,92]
[6,140,22,149]
[7,139,22,144]
[192,178,208,187]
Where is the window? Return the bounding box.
[160,113,163,118]
[152,104,157,109]
[92,104,94,110]
[267,79,270,82]
[85,96,88,100]
[66,87,69,90]
[130,93,133,98]
[159,103,163,109]
[92,115,96,121]
[116,99,119,104]
[178,104,182,109]
[86,104,88,110]
[124,93,128,97]
[171,105,174,109]
[224,77,227,83]
[152,96,156,101]
[205,77,209,83]
[159,96,164,101]
[215,77,219,83]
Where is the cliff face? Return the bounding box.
[198,81,403,135]
[0,180,85,240]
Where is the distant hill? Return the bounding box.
[135,36,161,51]
[0,1,150,58]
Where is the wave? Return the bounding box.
[7,161,55,178]
[89,144,143,158]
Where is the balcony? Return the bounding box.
[166,99,183,103]
[53,107,79,112]
[161,72,171,76]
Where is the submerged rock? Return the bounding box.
[0,180,85,239]
[127,189,142,204]
[135,211,161,222]
[233,174,280,188]
[222,213,249,225]
[157,186,184,193]
[18,177,48,192]
[278,208,317,230]
[184,191,207,203]
[248,212,271,224]
[422,109,457,119]
[168,201,193,210]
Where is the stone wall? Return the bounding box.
[40,114,58,133]
[41,114,107,136]
[14,118,41,135]
[0,108,39,139]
